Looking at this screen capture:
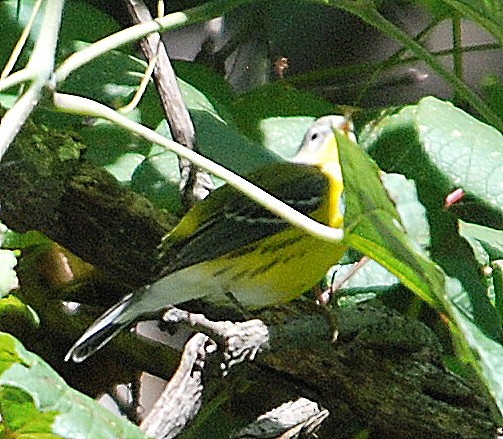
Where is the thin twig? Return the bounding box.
[0,0,65,161]
[332,1,503,131]
[125,0,213,209]
[1,0,43,79]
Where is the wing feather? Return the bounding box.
[158,163,329,274]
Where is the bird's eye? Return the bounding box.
[310,132,319,141]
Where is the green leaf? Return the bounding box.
[0,295,39,328]
[358,96,503,418]
[0,0,125,80]
[415,0,457,18]
[1,229,50,249]
[0,333,148,438]
[339,127,503,420]
[380,173,430,250]
[232,83,337,143]
[361,96,502,338]
[331,172,429,305]
[0,386,60,438]
[173,61,235,114]
[132,111,281,212]
[259,116,317,160]
[445,277,503,420]
[459,221,503,261]
[331,260,399,306]
[416,98,503,221]
[491,260,503,318]
[481,74,503,121]
[337,130,442,308]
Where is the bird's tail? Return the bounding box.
[65,292,136,363]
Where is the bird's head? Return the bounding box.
[292,115,354,228]
[292,115,355,168]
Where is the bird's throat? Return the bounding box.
[318,160,343,228]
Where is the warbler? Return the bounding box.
[66,116,352,362]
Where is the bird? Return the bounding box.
[66,116,352,362]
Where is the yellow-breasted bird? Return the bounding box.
[66,116,352,362]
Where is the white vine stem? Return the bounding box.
[54,92,345,243]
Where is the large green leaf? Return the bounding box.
[338,129,443,308]
[231,83,337,144]
[328,172,429,303]
[361,96,502,337]
[0,333,148,439]
[358,96,503,419]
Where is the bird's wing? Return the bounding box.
[158,162,329,274]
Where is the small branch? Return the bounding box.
[0,0,43,79]
[0,68,34,93]
[125,0,213,208]
[231,398,329,439]
[452,14,463,104]
[53,93,345,243]
[163,307,269,373]
[331,1,503,131]
[140,333,217,439]
[287,41,502,90]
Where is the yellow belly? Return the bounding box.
[200,227,347,308]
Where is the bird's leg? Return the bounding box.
[316,256,371,342]
[316,256,371,306]
[162,306,269,374]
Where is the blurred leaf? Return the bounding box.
[414,0,457,18]
[481,74,503,120]
[174,60,236,121]
[1,229,50,249]
[0,295,39,327]
[0,250,18,297]
[459,221,503,261]
[0,0,124,73]
[491,260,503,318]
[232,83,337,143]
[58,1,126,53]
[0,332,148,438]
[0,386,60,438]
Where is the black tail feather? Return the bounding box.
[65,293,135,363]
